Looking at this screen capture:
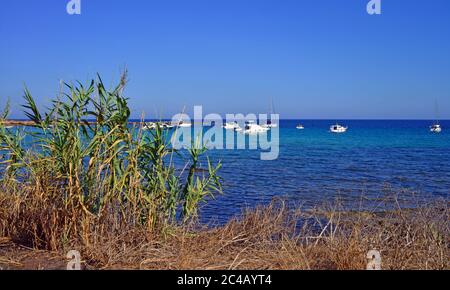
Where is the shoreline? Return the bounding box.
[0,120,36,126]
[0,120,204,127]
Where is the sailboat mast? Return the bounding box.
[434,99,440,125]
[270,97,276,115]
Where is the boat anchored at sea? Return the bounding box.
[177,121,192,128]
[430,100,442,133]
[142,122,156,130]
[223,121,241,131]
[330,124,348,133]
[430,124,442,133]
[142,122,175,130]
[262,98,278,129]
[243,120,269,134]
[296,124,304,130]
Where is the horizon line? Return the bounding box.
[4,118,450,121]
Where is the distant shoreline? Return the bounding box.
[0,120,171,127]
[0,120,36,126]
[1,119,448,128]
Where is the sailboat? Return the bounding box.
[430,100,442,133]
[173,107,192,128]
[262,98,278,128]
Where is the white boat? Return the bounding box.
[430,100,442,133]
[430,124,442,133]
[163,122,175,129]
[143,122,175,130]
[330,124,348,133]
[223,121,241,130]
[262,98,278,128]
[296,124,304,130]
[243,121,269,134]
[142,122,156,130]
[261,120,277,129]
[177,121,192,128]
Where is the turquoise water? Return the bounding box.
[3,120,449,223]
[196,120,450,223]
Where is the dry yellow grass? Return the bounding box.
[1,189,448,270]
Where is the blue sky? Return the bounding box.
[1,0,449,119]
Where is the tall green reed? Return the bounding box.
[0,73,222,235]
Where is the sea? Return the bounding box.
[191,120,450,224]
[3,119,450,224]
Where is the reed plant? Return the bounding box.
[0,73,221,250]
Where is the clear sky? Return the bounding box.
[1,0,449,119]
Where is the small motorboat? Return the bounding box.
[160,122,174,129]
[223,121,241,130]
[330,124,348,133]
[296,124,304,130]
[243,121,269,134]
[177,121,192,128]
[261,119,277,129]
[142,122,156,130]
[430,100,442,133]
[430,124,442,133]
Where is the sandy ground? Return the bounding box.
[0,238,66,270]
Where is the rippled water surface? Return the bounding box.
[3,120,449,224]
[196,120,450,223]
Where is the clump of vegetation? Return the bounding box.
[0,73,222,250]
[0,196,448,270]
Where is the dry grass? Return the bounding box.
[1,189,448,270]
